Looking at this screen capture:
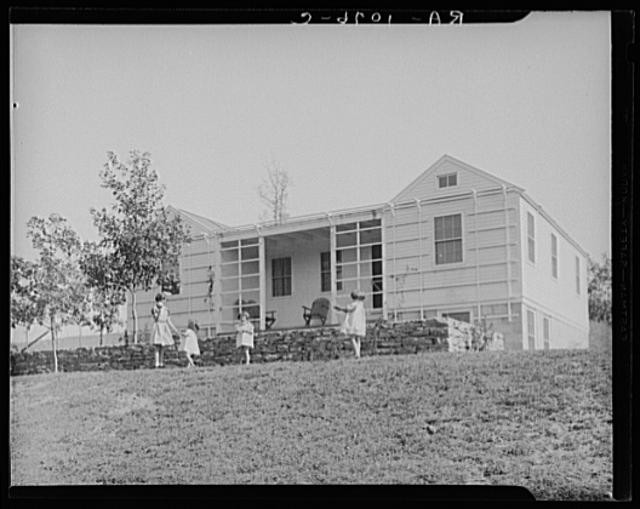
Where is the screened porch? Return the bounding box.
[214,218,384,333]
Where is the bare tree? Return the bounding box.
[258,158,291,224]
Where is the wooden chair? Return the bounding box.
[264,311,277,330]
[302,297,331,326]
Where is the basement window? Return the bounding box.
[442,311,471,323]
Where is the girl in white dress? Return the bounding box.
[235,311,255,365]
[181,319,201,368]
[151,293,179,368]
[334,290,367,359]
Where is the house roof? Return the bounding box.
[222,201,388,237]
[520,192,589,258]
[178,208,228,230]
[167,206,227,234]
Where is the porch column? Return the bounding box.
[415,199,424,320]
[503,185,512,322]
[328,214,337,319]
[472,189,481,324]
[258,228,266,331]
[213,232,222,333]
[381,206,388,320]
[390,203,397,321]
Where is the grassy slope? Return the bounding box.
[10,349,612,499]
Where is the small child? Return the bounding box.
[151,292,179,368]
[334,290,367,359]
[181,319,201,368]
[235,311,255,365]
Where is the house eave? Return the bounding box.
[218,202,388,239]
[519,192,589,258]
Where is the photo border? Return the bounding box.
[6,6,635,504]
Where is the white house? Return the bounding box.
[131,155,589,350]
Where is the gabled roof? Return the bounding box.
[166,205,227,235]
[390,154,523,203]
[177,208,227,230]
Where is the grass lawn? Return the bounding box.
[10,349,611,499]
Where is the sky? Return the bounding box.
[11,12,611,267]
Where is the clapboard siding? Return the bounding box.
[467,227,517,248]
[384,189,520,291]
[471,208,517,229]
[472,245,519,265]
[392,155,509,203]
[385,240,519,265]
[393,281,513,310]
[182,251,215,268]
[390,223,421,241]
[389,241,422,259]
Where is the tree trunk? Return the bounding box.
[99,326,104,346]
[50,316,58,374]
[130,289,138,344]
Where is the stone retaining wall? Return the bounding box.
[10,318,500,376]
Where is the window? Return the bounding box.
[272,257,291,297]
[359,219,382,229]
[336,219,381,296]
[551,233,558,279]
[359,228,382,245]
[437,173,458,188]
[543,316,550,350]
[371,244,383,308]
[442,311,471,323]
[434,214,462,265]
[320,252,331,292]
[575,256,580,294]
[527,212,535,263]
[527,309,536,350]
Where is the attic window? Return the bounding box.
[438,173,458,188]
